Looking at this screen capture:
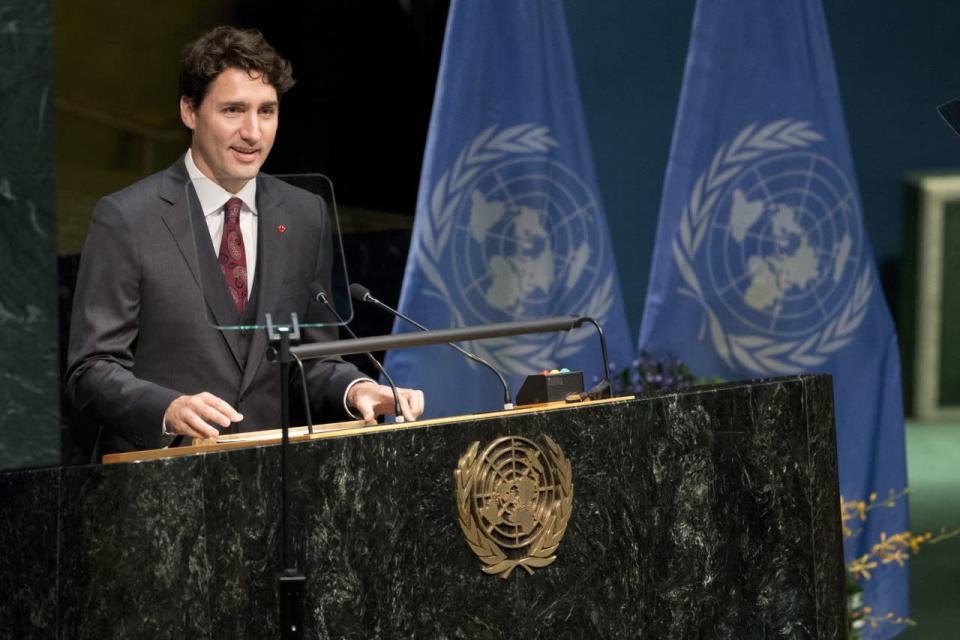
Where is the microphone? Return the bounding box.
[349,282,514,410]
[571,315,612,400]
[313,287,406,423]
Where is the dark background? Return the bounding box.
[53,0,960,351]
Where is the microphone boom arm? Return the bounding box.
[291,316,584,360]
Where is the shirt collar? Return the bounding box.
[184,150,258,217]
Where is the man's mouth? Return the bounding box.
[231,147,260,162]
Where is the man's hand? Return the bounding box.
[347,382,425,423]
[163,392,243,439]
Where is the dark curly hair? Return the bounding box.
[179,26,296,107]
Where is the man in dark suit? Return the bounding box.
[66,26,423,455]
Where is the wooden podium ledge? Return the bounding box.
[102,395,633,465]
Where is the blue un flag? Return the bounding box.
[639,1,908,634]
[385,0,633,418]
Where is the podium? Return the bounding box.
[0,375,846,638]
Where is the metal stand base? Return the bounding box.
[266,313,306,639]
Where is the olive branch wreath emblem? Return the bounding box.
[673,119,874,375]
[454,436,574,579]
[416,123,616,375]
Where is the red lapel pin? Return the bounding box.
[277,224,286,234]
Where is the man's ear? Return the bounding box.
[179,96,196,131]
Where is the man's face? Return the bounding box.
[180,67,279,193]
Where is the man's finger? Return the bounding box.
[180,422,213,440]
[406,389,425,419]
[355,397,377,422]
[400,389,424,422]
[198,393,243,423]
[395,388,422,421]
[398,393,414,422]
[170,414,216,440]
[191,403,230,428]
[184,412,220,439]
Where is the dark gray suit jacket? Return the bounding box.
[66,159,363,454]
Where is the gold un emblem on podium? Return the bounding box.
[454,435,573,578]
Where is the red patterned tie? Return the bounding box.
[218,197,247,315]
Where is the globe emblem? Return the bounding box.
[449,157,605,323]
[705,151,863,338]
[470,437,560,549]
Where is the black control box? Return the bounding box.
[516,370,584,406]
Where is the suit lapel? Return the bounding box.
[240,176,289,396]
[158,162,202,288]
[158,159,244,368]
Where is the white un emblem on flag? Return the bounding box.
[416,124,616,375]
[673,120,874,375]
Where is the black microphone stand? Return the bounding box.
[352,284,513,410]
[314,290,406,422]
[576,316,612,399]
[265,313,306,640]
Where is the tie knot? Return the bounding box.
[224,197,242,223]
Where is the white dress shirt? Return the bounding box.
[184,150,258,297]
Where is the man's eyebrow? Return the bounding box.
[216,100,278,108]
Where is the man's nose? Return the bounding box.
[239,112,260,142]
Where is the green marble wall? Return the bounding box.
[0,1,60,470]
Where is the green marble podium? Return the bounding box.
[0,375,846,639]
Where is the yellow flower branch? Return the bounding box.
[841,489,960,637]
[857,608,917,631]
[840,489,910,538]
